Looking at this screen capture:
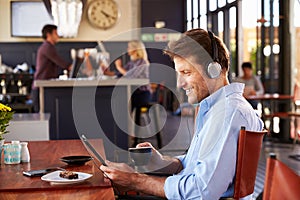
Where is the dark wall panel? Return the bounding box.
[0,42,97,69]
[141,0,185,33]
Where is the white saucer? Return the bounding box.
[41,170,92,184]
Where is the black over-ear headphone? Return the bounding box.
[207,31,222,79]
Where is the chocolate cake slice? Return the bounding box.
[59,171,78,179]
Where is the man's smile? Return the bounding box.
[184,87,193,95]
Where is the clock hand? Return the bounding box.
[101,10,116,20]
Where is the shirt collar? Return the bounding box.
[44,41,54,46]
[199,82,245,112]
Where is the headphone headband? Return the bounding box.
[206,31,222,79]
[208,31,219,63]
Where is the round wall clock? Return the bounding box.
[87,0,120,30]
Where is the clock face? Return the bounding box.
[87,0,119,29]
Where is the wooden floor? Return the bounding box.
[141,111,300,199]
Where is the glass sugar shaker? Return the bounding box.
[20,142,30,163]
[11,141,21,164]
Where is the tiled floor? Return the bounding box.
[253,138,300,199]
[142,111,300,199]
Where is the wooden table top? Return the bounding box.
[246,94,293,100]
[288,111,300,117]
[0,140,114,200]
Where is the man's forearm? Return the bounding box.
[158,157,183,174]
[130,173,167,197]
[145,157,183,174]
[128,158,182,197]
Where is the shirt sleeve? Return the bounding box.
[175,154,186,163]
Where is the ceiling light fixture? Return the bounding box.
[50,0,83,38]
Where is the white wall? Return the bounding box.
[0,0,140,42]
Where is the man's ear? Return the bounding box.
[46,32,51,39]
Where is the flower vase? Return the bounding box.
[0,139,4,165]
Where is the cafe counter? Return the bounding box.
[35,78,149,161]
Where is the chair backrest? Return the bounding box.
[263,154,300,200]
[233,126,267,199]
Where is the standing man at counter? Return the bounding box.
[31,24,71,113]
[100,29,264,199]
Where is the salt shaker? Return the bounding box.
[20,142,30,163]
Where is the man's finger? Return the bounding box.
[100,164,110,172]
[136,142,152,148]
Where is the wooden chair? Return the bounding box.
[263,154,300,200]
[228,126,268,199]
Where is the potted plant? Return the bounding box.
[0,103,13,164]
[0,103,14,144]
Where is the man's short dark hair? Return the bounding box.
[164,28,230,71]
[42,24,57,40]
[241,62,252,69]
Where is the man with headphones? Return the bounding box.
[100,29,264,199]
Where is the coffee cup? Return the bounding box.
[128,147,152,166]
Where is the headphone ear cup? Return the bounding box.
[207,62,222,79]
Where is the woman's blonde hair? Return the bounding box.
[128,40,149,64]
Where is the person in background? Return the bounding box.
[102,40,151,146]
[233,62,264,109]
[78,49,97,78]
[31,24,71,113]
[100,29,264,199]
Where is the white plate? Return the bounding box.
[41,170,93,184]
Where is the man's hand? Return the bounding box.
[136,142,165,171]
[105,160,136,173]
[137,142,183,173]
[100,159,167,197]
[68,64,72,71]
[100,160,136,192]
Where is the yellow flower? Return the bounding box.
[0,103,14,140]
[0,103,12,112]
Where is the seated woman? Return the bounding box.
[102,40,151,146]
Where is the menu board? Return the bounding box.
[11,1,53,37]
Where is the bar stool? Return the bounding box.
[132,103,163,148]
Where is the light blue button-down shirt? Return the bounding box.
[164,83,264,200]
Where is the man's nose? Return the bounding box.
[177,75,185,88]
